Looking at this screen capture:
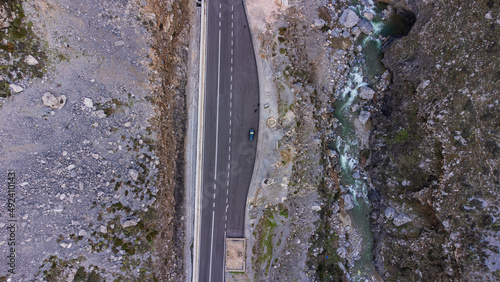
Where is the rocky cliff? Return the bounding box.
[369,0,499,280]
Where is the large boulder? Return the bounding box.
[342,194,355,210]
[358,86,375,100]
[393,213,412,226]
[358,19,373,34]
[359,110,371,124]
[339,9,360,28]
[42,92,67,109]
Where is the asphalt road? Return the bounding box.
[198,0,259,280]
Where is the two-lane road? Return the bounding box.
[198,0,259,280]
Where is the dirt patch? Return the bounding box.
[226,238,246,272]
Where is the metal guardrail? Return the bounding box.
[192,0,208,281]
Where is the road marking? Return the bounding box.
[214,29,222,181]
[230,75,232,81]
[219,12,221,18]
[226,180,229,186]
[231,49,233,55]
[230,101,232,108]
[226,198,228,203]
[209,210,215,282]
[231,58,233,64]
[229,128,231,135]
[208,29,223,282]
[213,193,216,199]
[229,137,232,143]
[230,84,232,90]
[229,146,231,152]
[231,41,233,47]
[231,22,233,28]
[219,3,221,8]
[231,66,233,71]
[230,111,232,117]
[227,163,230,170]
[227,189,229,195]
[219,22,221,27]
[232,5,233,11]
[227,171,230,177]
[231,31,233,37]
[229,119,232,126]
[230,92,232,99]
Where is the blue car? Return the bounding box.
[249,129,255,141]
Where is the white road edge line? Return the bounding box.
[208,210,215,282]
[208,28,222,282]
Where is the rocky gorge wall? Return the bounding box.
[369,0,499,280]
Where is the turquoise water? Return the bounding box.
[334,67,378,281]
[332,1,416,280]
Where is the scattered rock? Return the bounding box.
[83,98,94,108]
[122,218,140,228]
[114,40,125,47]
[94,110,106,119]
[358,86,375,100]
[67,164,75,171]
[42,92,67,109]
[342,194,355,210]
[384,207,396,219]
[129,169,138,181]
[359,110,370,124]
[417,80,430,93]
[363,12,374,21]
[313,18,326,27]
[339,9,360,28]
[91,153,100,160]
[328,149,339,159]
[100,225,108,234]
[25,55,39,65]
[78,230,87,237]
[351,26,361,37]
[358,19,373,34]
[9,84,23,93]
[282,110,296,128]
[393,213,412,226]
[311,205,321,211]
[123,122,132,127]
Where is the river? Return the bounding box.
[333,1,415,280]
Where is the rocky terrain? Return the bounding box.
[0,0,191,280]
[240,0,499,281]
[369,0,500,280]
